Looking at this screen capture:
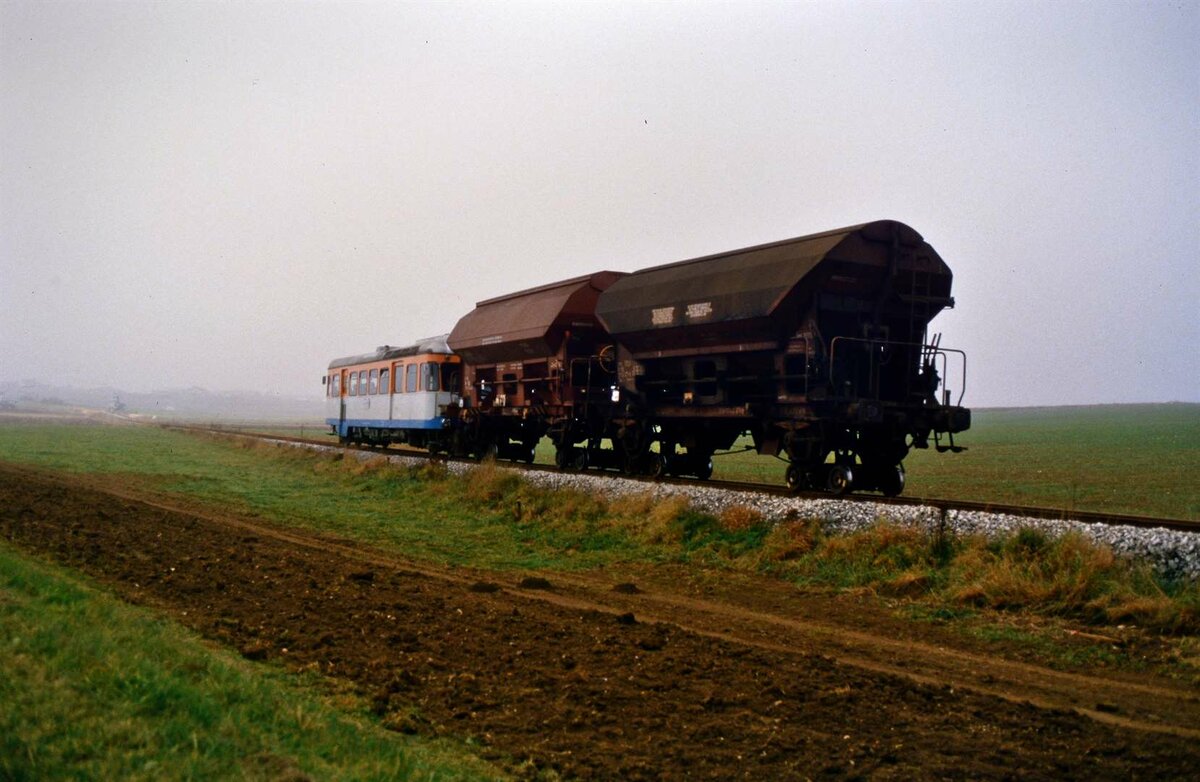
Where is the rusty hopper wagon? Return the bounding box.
[594,220,970,495]
[446,271,627,466]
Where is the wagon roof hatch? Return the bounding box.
[448,271,626,364]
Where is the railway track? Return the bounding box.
[171,424,1200,535]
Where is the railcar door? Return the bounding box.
[421,361,440,421]
[384,366,395,423]
[339,370,348,432]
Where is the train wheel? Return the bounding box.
[879,464,905,497]
[694,459,713,481]
[646,453,667,479]
[826,464,854,495]
[555,446,587,472]
[524,445,537,464]
[785,463,803,492]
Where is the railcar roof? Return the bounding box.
[595,220,946,335]
[472,272,609,308]
[327,334,453,369]
[629,221,881,276]
[448,271,624,352]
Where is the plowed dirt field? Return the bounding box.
[2,463,1198,780]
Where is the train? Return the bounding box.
[324,220,970,496]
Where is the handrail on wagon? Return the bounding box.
[827,337,967,407]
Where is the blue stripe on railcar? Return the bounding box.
[326,418,446,435]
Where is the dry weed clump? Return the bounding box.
[947,528,1200,633]
[609,492,693,544]
[952,530,1118,611]
[819,523,929,574]
[343,455,399,480]
[412,460,448,483]
[1101,595,1187,632]
[462,462,522,503]
[1097,579,1200,634]
[882,568,934,598]
[228,436,281,455]
[607,491,658,519]
[718,505,764,532]
[537,488,605,528]
[757,519,821,563]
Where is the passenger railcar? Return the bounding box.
[324,335,461,448]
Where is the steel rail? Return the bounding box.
[165,424,1200,535]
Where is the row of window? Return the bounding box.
[327,362,449,398]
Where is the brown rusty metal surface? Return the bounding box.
[448,271,625,364]
[594,220,951,355]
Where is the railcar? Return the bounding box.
[324,335,462,449]
[445,271,626,465]
[594,220,970,494]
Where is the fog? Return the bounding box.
[2,1,1196,407]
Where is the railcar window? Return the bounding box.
[441,363,458,394]
[369,368,379,395]
[348,372,357,397]
[359,372,367,396]
[380,369,389,395]
[406,364,418,393]
[333,374,340,396]
[423,363,439,392]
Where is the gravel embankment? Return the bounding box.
[285,440,1200,581]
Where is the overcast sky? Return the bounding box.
[2,0,1196,407]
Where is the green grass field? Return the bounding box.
[715,404,1200,519]
[898,404,1200,519]
[527,404,1200,519]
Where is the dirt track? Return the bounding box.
[2,463,1198,780]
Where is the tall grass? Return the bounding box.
[950,529,1200,632]
[745,521,1200,633]
[452,458,1199,633]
